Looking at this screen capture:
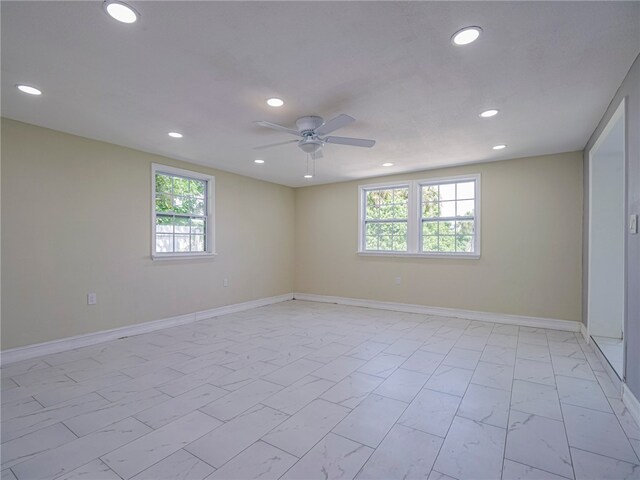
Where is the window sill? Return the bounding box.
[152,252,217,261]
[358,251,480,260]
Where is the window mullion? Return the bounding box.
[407,181,419,253]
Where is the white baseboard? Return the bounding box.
[0,293,294,366]
[580,323,590,343]
[293,293,581,332]
[623,384,640,430]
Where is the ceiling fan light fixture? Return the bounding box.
[382,162,394,167]
[451,26,482,46]
[103,0,139,24]
[493,144,507,150]
[254,159,265,164]
[16,84,42,95]
[480,109,499,118]
[266,97,284,107]
[168,132,183,138]
[304,174,313,179]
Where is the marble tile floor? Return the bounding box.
[2,300,639,480]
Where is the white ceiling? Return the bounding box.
[2,2,639,187]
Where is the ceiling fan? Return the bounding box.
[253,114,376,159]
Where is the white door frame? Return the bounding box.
[587,97,626,376]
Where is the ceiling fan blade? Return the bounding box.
[323,136,376,148]
[252,139,299,150]
[311,150,324,160]
[254,121,301,136]
[315,114,355,136]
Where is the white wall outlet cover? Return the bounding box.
[223,278,229,287]
[630,214,638,234]
[395,277,402,285]
[87,293,97,305]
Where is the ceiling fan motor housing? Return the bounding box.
[296,116,324,134]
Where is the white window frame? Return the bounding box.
[358,174,480,259]
[151,163,216,260]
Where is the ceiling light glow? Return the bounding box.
[168,132,183,138]
[480,109,499,118]
[304,174,313,179]
[16,85,42,95]
[254,159,265,164]
[267,98,284,107]
[492,144,507,150]
[104,1,139,24]
[382,162,394,167]
[451,26,482,46]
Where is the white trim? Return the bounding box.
[0,293,294,366]
[580,322,590,343]
[293,293,580,332]
[587,98,626,342]
[589,336,623,385]
[623,384,640,430]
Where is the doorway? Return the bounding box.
[588,99,625,378]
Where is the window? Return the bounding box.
[363,185,409,252]
[359,175,480,258]
[152,164,215,259]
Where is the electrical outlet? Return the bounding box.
[223,278,229,287]
[395,276,402,285]
[87,293,97,305]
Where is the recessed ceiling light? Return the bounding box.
[254,159,265,164]
[103,1,139,24]
[16,84,42,95]
[304,174,313,179]
[479,109,499,118]
[168,132,183,138]
[382,162,394,167]
[492,144,507,150]
[267,98,284,107]
[451,26,482,46]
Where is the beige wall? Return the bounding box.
[1,119,295,349]
[295,152,583,322]
[1,119,583,351]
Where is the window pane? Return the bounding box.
[439,221,455,235]
[156,234,173,253]
[191,180,205,198]
[423,235,438,251]
[439,183,456,201]
[393,235,407,251]
[457,200,474,217]
[423,221,438,235]
[423,202,440,218]
[191,218,205,234]
[422,185,438,203]
[379,235,393,250]
[175,217,190,234]
[457,181,475,200]
[173,177,190,195]
[156,174,172,193]
[456,235,474,253]
[175,235,190,252]
[191,235,205,252]
[156,194,172,212]
[438,236,456,252]
[156,215,173,233]
[394,222,407,236]
[366,223,380,236]
[439,201,455,217]
[456,220,475,235]
[366,236,379,250]
[393,203,408,218]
